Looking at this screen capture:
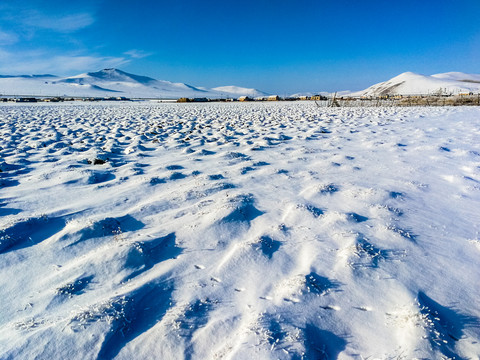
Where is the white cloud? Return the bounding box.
[124,49,153,59]
[0,50,129,75]
[23,12,95,33]
[0,30,18,45]
[52,55,130,73]
[0,2,96,34]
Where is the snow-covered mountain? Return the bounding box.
[211,85,267,97]
[0,68,268,99]
[353,71,480,97]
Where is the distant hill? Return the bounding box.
[0,68,268,99]
[352,71,480,97]
[211,85,268,97]
[3,68,479,99]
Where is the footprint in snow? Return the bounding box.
[166,164,184,170]
[297,203,324,218]
[319,183,339,194]
[149,176,166,185]
[389,191,405,199]
[304,272,341,296]
[346,212,369,223]
[240,166,255,175]
[169,172,187,180]
[251,235,281,259]
[208,174,224,180]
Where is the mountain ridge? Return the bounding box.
[0,68,268,99]
[2,69,479,99]
[353,71,480,97]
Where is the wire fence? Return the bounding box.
[315,95,480,107]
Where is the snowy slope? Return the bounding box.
[211,85,267,97]
[0,69,266,99]
[0,102,479,359]
[57,69,209,98]
[66,68,158,85]
[431,71,480,82]
[354,71,480,96]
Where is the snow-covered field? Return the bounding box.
[1,101,479,359]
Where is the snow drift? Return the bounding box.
[0,101,479,359]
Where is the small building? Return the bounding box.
[177,97,209,103]
[44,97,64,102]
[267,95,280,101]
[238,96,253,102]
[15,97,37,103]
[311,95,327,101]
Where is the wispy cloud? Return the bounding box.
[0,50,129,75]
[124,49,153,59]
[0,3,149,76]
[0,2,96,38]
[0,30,18,45]
[51,55,130,73]
[23,12,95,33]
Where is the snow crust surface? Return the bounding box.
[0,102,479,359]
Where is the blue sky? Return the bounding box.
[0,0,479,93]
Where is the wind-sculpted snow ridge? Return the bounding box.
[0,102,479,359]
